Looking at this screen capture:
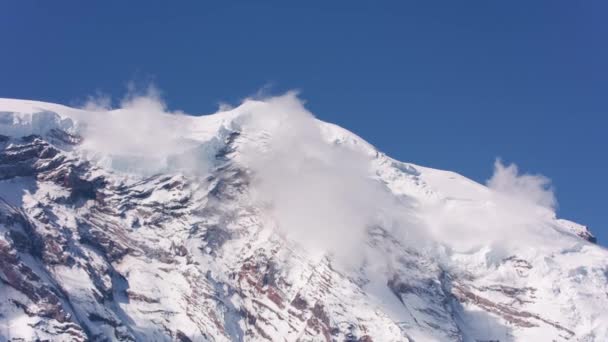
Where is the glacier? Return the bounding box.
[0,94,605,341]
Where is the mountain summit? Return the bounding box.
[0,95,605,341]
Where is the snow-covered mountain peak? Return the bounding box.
[0,95,605,341]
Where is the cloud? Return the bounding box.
[81,91,112,111]
[423,159,562,257]
[77,85,210,175]
[76,88,414,269]
[73,87,568,267]
[487,159,557,210]
[236,92,403,268]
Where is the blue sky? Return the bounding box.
[1,1,606,244]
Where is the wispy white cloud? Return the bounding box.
[75,86,568,267]
[423,159,561,257]
[487,159,557,210]
[78,84,206,175]
[237,92,402,268]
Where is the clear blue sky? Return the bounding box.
[1,1,606,243]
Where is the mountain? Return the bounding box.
[0,95,605,342]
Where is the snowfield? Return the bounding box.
[0,94,605,341]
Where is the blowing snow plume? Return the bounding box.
[77,86,211,175]
[487,158,557,210]
[236,92,406,267]
[422,156,567,259]
[77,89,412,267]
[74,88,572,265]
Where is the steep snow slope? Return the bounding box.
[0,96,605,342]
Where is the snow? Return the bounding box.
[0,95,606,341]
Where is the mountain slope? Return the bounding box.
[0,95,605,342]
